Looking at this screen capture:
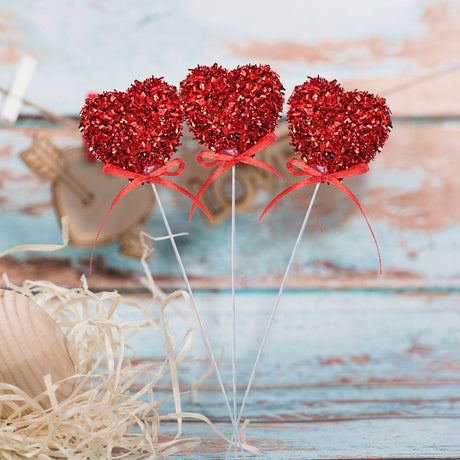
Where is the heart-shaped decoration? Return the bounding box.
[80,77,183,174]
[287,76,392,173]
[180,63,284,154]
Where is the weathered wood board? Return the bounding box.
[0,0,459,289]
[0,119,458,290]
[117,291,460,458]
[0,0,459,117]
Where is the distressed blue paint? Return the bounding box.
[169,418,460,459]
[154,384,460,421]
[106,291,460,457]
[145,198,460,283]
[1,126,460,285]
[0,0,441,114]
[120,292,460,385]
[370,165,426,192]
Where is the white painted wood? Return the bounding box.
[0,54,36,123]
[0,0,458,116]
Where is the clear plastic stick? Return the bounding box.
[226,182,321,457]
[231,166,239,458]
[151,183,245,456]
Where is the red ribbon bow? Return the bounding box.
[90,158,211,274]
[260,158,382,274]
[189,133,321,230]
[189,133,280,219]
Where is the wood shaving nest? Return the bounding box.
[0,274,221,459]
[0,220,257,459]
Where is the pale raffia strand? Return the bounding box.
[0,219,258,458]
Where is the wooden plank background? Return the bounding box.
[125,291,460,459]
[0,0,459,290]
[0,0,459,458]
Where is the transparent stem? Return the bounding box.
[151,184,245,455]
[225,182,321,457]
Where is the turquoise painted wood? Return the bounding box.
[0,0,459,290]
[113,291,460,458]
[165,418,460,459]
[0,120,459,290]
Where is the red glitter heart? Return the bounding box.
[180,63,284,154]
[80,77,183,174]
[287,76,392,173]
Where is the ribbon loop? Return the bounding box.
[190,132,323,231]
[159,158,186,176]
[261,160,381,274]
[196,150,234,168]
[286,158,323,177]
[90,159,211,274]
[189,132,278,220]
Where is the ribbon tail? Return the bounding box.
[189,162,233,221]
[329,177,382,274]
[154,177,212,221]
[90,178,144,274]
[259,177,320,221]
[246,157,322,232]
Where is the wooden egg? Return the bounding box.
[0,289,76,416]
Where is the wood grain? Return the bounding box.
[0,120,458,290]
[0,290,75,416]
[107,291,460,458]
[0,0,458,118]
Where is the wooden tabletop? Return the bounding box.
[120,290,460,459]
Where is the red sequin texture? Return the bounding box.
[79,77,183,174]
[287,76,392,173]
[180,63,284,154]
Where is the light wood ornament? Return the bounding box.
[0,289,76,417]
[21,133,154,259]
